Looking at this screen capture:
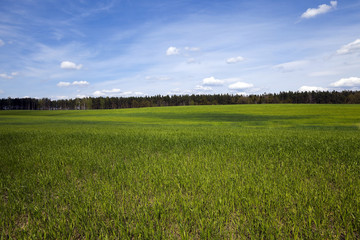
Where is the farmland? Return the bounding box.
[1,104,360,239]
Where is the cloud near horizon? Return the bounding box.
[195,85,212,91]
[228,82,254,90]
[330,77,360,87]
[301,1,337,19]
[299,86,328,92]
[93,88,121,96]
[93,89,144,97]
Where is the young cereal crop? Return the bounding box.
[0,104,359,239]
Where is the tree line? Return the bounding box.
[1,90,360,110]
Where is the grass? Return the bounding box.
[1,104,360,239]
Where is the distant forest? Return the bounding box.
[1,91,360,110]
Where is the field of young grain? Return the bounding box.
[1,105,359,239]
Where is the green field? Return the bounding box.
[1,105,360,239]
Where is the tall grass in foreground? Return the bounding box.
[1,105,360,239]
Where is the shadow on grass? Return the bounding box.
[0,112,317,126]
[126,112,314,123]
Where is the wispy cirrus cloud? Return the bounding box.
[336,39,360,55]
[301,1,337,19]
[0,72,18,79]
[0,73,12,79]
[145,76,171,81]
[308,71,337,77]
[186,58,198,64]
[226,56,245,64]
[184,46,200,52]
[274,60,308,72]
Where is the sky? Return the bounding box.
[0,0,360,99]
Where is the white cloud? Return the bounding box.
[274,60,308,72]
[76,94,87,98]
[93,88,122,96]
[202,76,225,86]
[0,73,14,79]
[93,91,103,97]
[0,39,4,47]
[195,85,212,91]
[228,81,254,90]
[301,1,337,19]
[185,46,200,51]
[169,88,181,94]
[55,96,69,100]
[102,88,121,93]
[72,81,89,86]
[4,0,359,98]
[226,56,245,64]
[166,46,180,56]
[11,72,19,76]
[0,89,4,94]
[57,81,90,87]
[235,92,248,96]
[330,77,360,87]
[122,91,144,96]
[168,88,192,95]
[299,86,328,92]
[336,39,360,55]
[57,81,71,87]
[60,61,83,70]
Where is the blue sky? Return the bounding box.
[1,0,360,99]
